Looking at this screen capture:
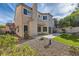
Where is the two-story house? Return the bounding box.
[15,3,55,38]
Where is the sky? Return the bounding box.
[0,3,78,24]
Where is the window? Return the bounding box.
[43,16,47,20]
[24,25,28,32]
[37,26,41,32]
[24,9,27,15]
[24,9,32,16]
[43,27,47,32]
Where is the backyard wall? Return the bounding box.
[57,27,79,33]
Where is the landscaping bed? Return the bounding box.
[0,34,37,56]
[53,33,79,55]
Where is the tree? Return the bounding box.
[54,18,58,28]
[59,9,79,28]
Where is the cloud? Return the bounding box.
[0,3,78,24]
[38,3,77,19]
[7,4,15,12]
[58,4,77,13]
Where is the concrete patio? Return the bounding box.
[18,33,71,56]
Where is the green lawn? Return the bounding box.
[53,33,79,47]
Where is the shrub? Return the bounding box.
[0,34,37,56]
[0,34,18,48]
[0,44,37,56]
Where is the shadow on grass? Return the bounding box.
[59,33,79,42]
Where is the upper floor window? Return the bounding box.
[24,9,27,15]
[24,9,32,16]
[43,16,47,20]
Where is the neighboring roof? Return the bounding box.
[6,23,15,27]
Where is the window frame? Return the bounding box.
[24,9,27,15]
[24,25,28,32]
[43,16,47,20]
[43,27,47,32]
[23,9,32,16]
[37,26,41,32]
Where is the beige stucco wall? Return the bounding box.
[15,5,24,37]
[65,27,79,33]
[15,4,55,38]
[57,27,79,33]
[15,4,38,37]
[23,15,32,36]
[37,12,54,34]
[29,4,38,36]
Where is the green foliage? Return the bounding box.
[0,34,18,48]
[0,44,37,56]
[54,19,58,28]
[59,9,79,27]
[59,18,70,28]
[53,33,79,47]
[0,25,6,28]
[0,34,37,56]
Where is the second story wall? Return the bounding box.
[21,5,32,25]
[15,4,24,37]
[37,12,54,27]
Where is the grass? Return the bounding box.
[53,33,79,47]
[0,34,37,56]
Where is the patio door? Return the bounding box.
[24,25,28,33]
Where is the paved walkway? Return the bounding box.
[18,33,70,56]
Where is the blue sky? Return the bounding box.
[0,3,77,24]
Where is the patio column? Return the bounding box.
[41,26,43,33]
[47,27,49,34]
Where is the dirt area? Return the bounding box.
[18,34,71,56]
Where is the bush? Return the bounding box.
[0,44,37,56]
[0,34,37,56]
[0,34,18,48]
